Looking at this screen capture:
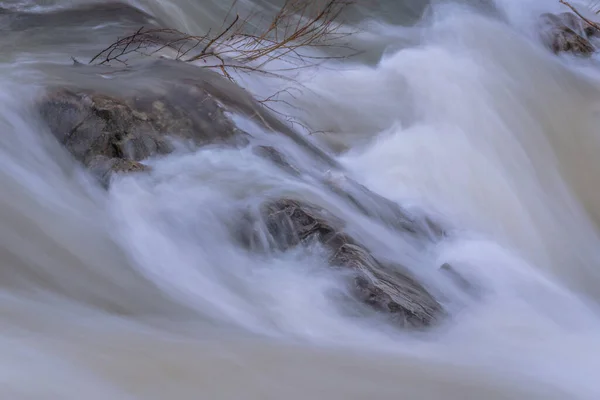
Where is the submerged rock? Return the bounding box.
[539,12,595,56]
[250,146,447,241]
[249,198,443,328]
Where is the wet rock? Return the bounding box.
[38,82,248,173]
[87,155,150,187]
[253,198,443,328]
[539,12,595,56]
[556,12,587,37]
[38,58,341,185]
[249,144,447,241]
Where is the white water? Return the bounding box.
[0,0,600,398]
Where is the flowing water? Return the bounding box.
[0,0,600,398]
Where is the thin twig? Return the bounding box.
[88,0,357,89]
[560,0,600,30]
[192,14,240,61]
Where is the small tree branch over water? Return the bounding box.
[560,0,600,32]
[90,0,357,81]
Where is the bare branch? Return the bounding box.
[89,0,357,79]
[87,0,357,136]
[189,14,241,62]
[560,0,600,31]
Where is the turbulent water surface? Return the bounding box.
[1,0,600,398]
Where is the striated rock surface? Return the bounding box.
[242,198,444,328]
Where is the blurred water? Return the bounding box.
[0,0,599,398]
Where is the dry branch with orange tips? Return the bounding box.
[90,0,358,81]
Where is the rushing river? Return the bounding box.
[0,0,599,398]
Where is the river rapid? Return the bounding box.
[0,0,599,398]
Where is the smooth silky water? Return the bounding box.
[0,0,599,398]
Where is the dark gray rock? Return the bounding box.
[38,59,338,181]
[38,82,248,173]
[250,144,447,241]
[87,155,150,188]
[250,198,443,328]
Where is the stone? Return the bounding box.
[37,57,345,185]
[38,58,338,172]
[38,82,248,171]
[250,144,447,241]
[87,155,150,187]
[250,198,444,328]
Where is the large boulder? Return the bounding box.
[539,12,595,56]
[37,59,338,183]
[242,198,444,328]
[40,84,246,161]
[38,79,248,183]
